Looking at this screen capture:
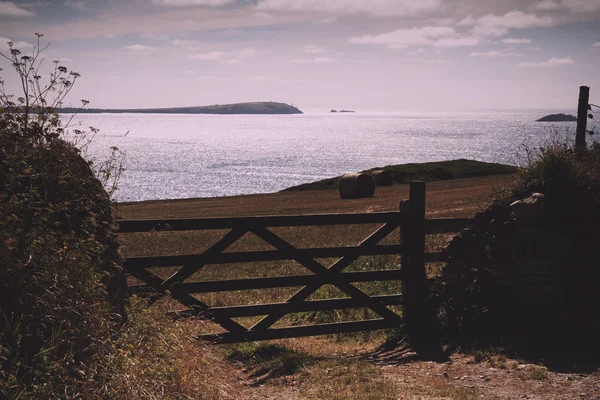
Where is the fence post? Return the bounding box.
[401,181,442,358]
[576,86,589,152]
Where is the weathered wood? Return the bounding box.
[117,211,402,232]
[171,269,404,294]
[576,85,590,151]
[249,221,400,331]
[198,318,398,344]
[130,265,248,334]
[248,225,402,330]
[159,227,247,290]
[424,218,470,234]
[207,294,404,318]
[402,182,442,357]
[124,244,404,270]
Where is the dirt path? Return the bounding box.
[228,338,600,399]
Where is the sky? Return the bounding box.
[0,0,599,111]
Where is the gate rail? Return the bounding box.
[118,182,469,347]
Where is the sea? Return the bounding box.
[69,109,593,202]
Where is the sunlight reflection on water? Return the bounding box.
[69,111,586,201]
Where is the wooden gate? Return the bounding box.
[118,182,468,346]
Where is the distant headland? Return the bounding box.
[58,101,303,115]
[536,113,577,122]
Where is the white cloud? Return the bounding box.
[534,0,600,12]
[461,11,553,37]
[350,26,479,49]
[172,39,201,46]
[502,38,532,44]
[124,44,155,54]
[256,0,443,17]
[351,26,455,48]
[470,51,522,57]
[592,42,600,47]
[534,0,563,10]
[434,36,481,47]
[293,56,336,63]
[313,16,337,24]
[518,57,575,67]
[305,44,326,54]
[0,1,34,17]
[152,0,232,6]
[253,11,274,18]
[232,48,256,58]
[189,50,227,60]
[526,46,541,51]
[189,48,256,63]
[0,37,33,51]
[408,47,426,55]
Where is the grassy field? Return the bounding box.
[116,175,510,332]
[113,174,600,399]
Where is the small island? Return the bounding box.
[330,109,338,113]
[536,113,577,122]
[59,101,303,115]
[339,110,355,113]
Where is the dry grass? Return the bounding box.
[115,176,511,335]
[110,174,600,399]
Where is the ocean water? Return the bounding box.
[71,110,586,202]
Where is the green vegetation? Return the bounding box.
[513,141,600,205]
[0,34,122,398]
[0,35,238,399]
[283,159,517,191]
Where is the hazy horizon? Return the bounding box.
[1,0,599,111]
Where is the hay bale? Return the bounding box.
[371,170,393,186]
[339,173,375,199]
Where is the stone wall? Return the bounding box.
[441,192,600,349]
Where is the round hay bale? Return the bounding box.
[371,170,393,186]
[339,173,375,199]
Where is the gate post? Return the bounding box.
[401,181,442,358]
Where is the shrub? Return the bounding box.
[0,35,124,398]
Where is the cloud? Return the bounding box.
[125,44,155,51]
[534,0,563,10]
[172,39,201,46]
[189,48,256,63]
[189,50,227,60]
[152,0,232,6]
[460,11,553,37]
[350,26,479,49]
[293,57,336,63]
[518,57,575,67]
[408,47,426,55]
[0,37,33,51]
[470,51,522,57]
[0,1,34,17]
[304,44,326,54]
[256,0,443,17]
[502,38,532,44]
[534,0,600,12]
[434,36,481,47]
[253,11,274,18]
[313,16,337,24]
[526,46,541,50]
[593,42,600,47]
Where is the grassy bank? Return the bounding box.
[282,159,517,192]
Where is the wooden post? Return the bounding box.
[576,86,590,152]
[401,182,443,359]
